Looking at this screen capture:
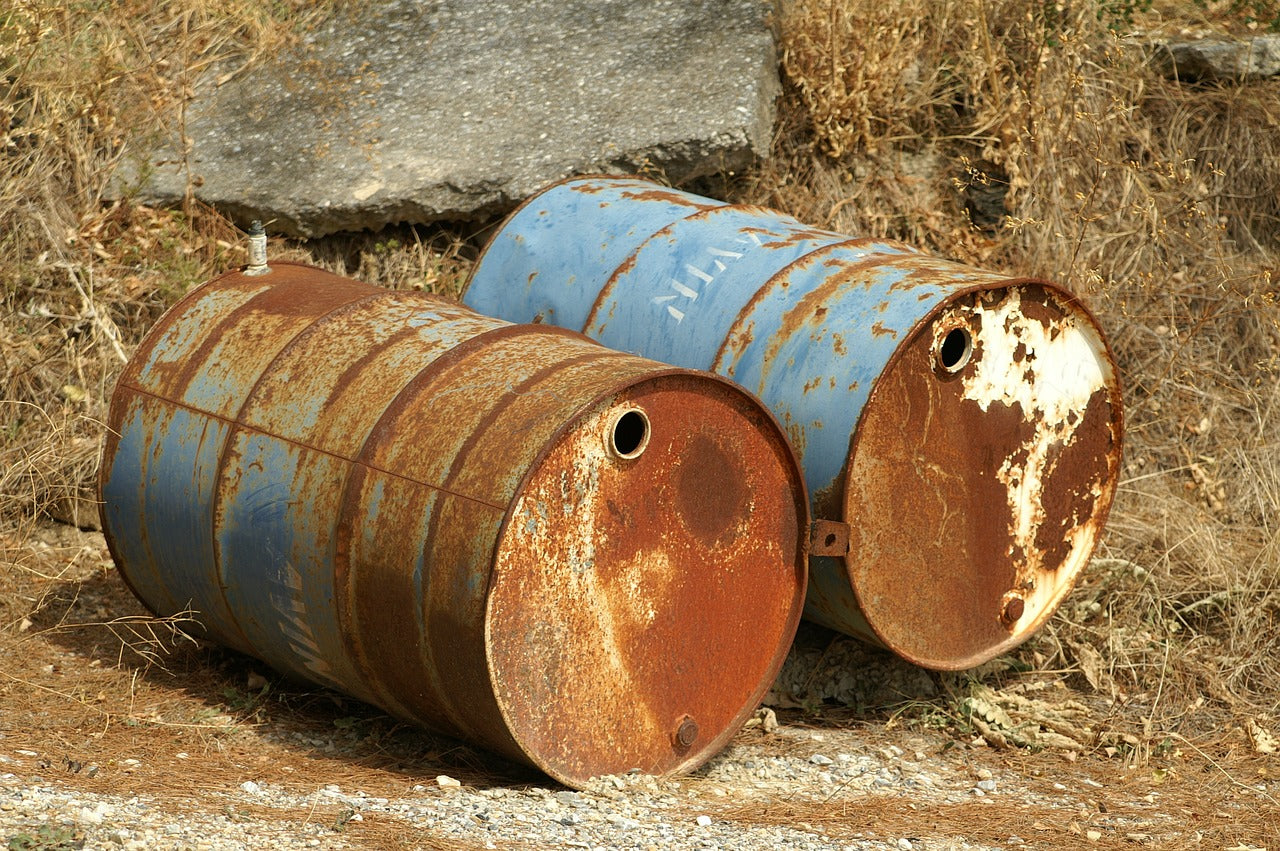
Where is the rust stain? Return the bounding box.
[487,371,807,784]
[617,188,719,210]
[808,519,851,557]
[711,238,905,377]
[756,255,885,388]
[584,220,680,332]
[677,432,750,544]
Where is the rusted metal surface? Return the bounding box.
[832,284,1122,668]
[464,176,1124,670]
[99,262,808,787]
[807,519,850,558]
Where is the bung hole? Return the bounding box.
[610,408,650,459]
[938,327,972,373]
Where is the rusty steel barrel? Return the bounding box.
[463,176,1124,671]
[98,261,809,787]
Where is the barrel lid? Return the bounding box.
[485,372,807,788]
[837,283,1123,670]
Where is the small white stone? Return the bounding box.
[809,754,834,766]
[239,780,260,794]
[436,774,462,788]
[897,839,914,851]
[695,815,712,827]
[976,768,993,781]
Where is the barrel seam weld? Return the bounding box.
[117,381,510,513]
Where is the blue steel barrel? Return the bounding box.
[464,176,1124,671]
[99,262,809,788]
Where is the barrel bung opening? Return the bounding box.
[608,407,650,459]
[936,326,972,374]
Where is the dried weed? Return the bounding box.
[768,0,1280,724]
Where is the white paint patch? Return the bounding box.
[960,288,1109,423]
[954,288,1114,623]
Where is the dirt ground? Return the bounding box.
[2,519,1277,849]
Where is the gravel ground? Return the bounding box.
[2,677,1273,851]
[0,662,1243,851]
[0,720,1160,851]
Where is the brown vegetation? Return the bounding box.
[762,0,1280,722]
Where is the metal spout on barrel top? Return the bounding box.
[243,220,270,276]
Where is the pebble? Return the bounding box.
[78,802,110,825]
[695,815,712,827]
[436,775,462,788]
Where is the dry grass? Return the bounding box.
[0,0,475,523]
[1,0,1278,806]
[753,0,1280,726]
[0,1,325,527]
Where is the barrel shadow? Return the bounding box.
[28,566,542,790]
